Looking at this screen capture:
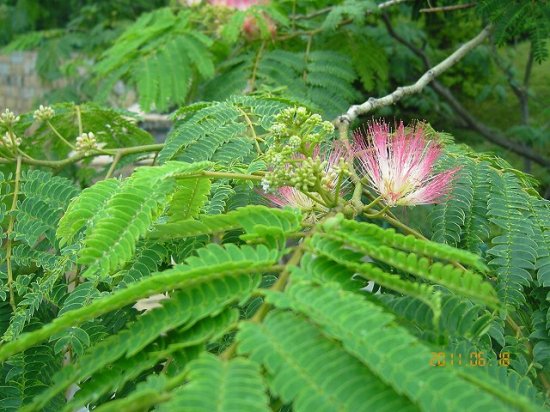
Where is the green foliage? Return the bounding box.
[159,96,289,164]
[430,150,550,312]
[487,171,537,310]
[94,8,214,111]
[59,161,210,277]
[160,354,270,412]
[478,0,550,62]
[322,0,378,30]
[204,50,360,118]
[0,1,549,410]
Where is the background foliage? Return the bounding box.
[0,0,549,411]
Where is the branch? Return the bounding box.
[490,40,530,125]
[420,3,476,13]
[336,25,492,126]
[379,17,550,168]
[291,0,412,20]
[0,143,164,169]
[431,80,550,167]
[5,156,22,311]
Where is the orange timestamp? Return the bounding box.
[429,351,511,367]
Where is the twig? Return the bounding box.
[75,105,83,136]
[380,18,550,168]
[220,244,305,361]
[5,156,22,311]
[236,107,262,154]
[431,81,550,167]
[507,316,550,395]
[47,120,76,150]
[420,3,476,13]
[291,0,412,20]
[490,40,530,125]
[303,35,313,81]
[248,40,266,93]
[336,25,492,127]
[0,143,164,169]
[105,150,122,179]
[281,0,412,40]
[174,171,263,181]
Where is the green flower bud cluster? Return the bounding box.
[1,131,21,149]
[75,132,101,155]
[322,157,349,189]
[33,105,55,121]
[0,109,20,127]
[291,158,324,191]
[262,107,335,193]
[269,107,334,150]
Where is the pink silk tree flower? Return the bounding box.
[265,186,318,210]
[353,121,460,206]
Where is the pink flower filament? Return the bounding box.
[353,121,460,206]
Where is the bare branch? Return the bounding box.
[336,25,492,126]
[291,0,412,20]
[377,18,550,167]
[420,3,476,13]
[431,80,550,167]
[490,41,530,124]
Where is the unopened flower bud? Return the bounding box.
[1,131,21,149]
[288,135,301,148]
[261,178,271,192]
[322,121,335,133]
[0,109,20,127]
[75,132,100,155]
[33,105,55,121]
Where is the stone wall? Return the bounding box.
[0,51,61,113]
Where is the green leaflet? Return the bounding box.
[168,177,211,221]
[15,170,79,248]
[159,354,270,412]
[529,198,550,286]
[320,227,498,308]
[0,344,64,412]
[29,276,254,412]
[488,172,537,310]
[332,218,488,272]
[382,294,494,342]
[59,161,211,277]
[0,243,278,362]
[95,8,214,111]
[203,50,360,118]
[57,178,122,247]
[307,234,442,319]
[150,204,302,247]
[271,281,532,412]
[238,310,417,412]
[158,96,288,164]
[64,310,237,411]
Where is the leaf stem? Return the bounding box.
[220,242,307,361]
[174,171,263,181]
[105,150,123,179]
[47,120,76,149]
[364,204,389,218]
[363,194,383,211]
[75,105,83,136]
[381,213,428,240]
[0,143,164,169]
[236,107,262,154]
[6,155,22,311]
